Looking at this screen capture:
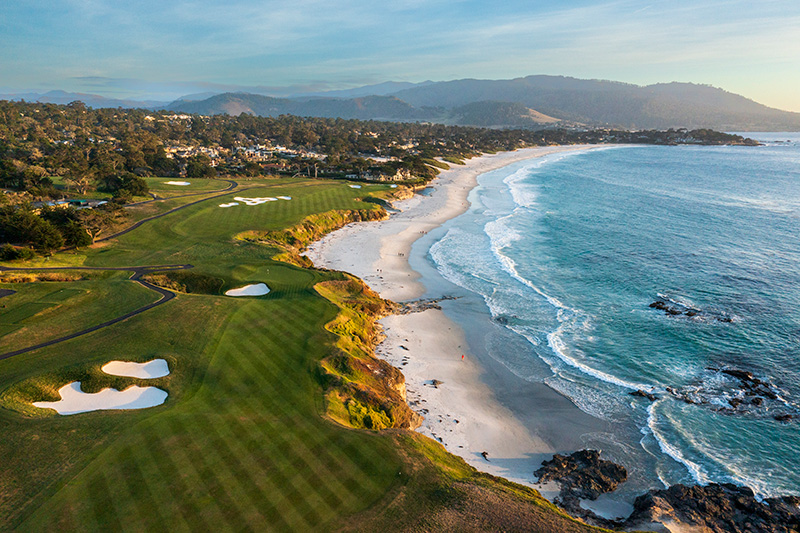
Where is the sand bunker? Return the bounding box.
[390,184,398,188]
[164,181,191,185]
[33,382,167,415]
[348,184,362,189]
[219,196,286,208]
[225,283,270,297]
[235,196,277,206]
[102,359,170,379]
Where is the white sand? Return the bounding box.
[33,382,167,415]
[277,196,292,200]
[306,146,604,488]
[102,359,170,379]
[219,202,239,208]
[225,283,270,296]
[348,184,362,189]
[234,196,277,206]
[164,181,191,185]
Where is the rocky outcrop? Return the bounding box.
[649,298,733,322]
[534,450,627,516]
[630,389,659,402]
[665,367,797,421]
[623,483,800,533]
[395,295,458,315]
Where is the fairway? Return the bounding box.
[0,176,404,531]
[0,175,595,532]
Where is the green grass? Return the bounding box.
[0,275,159,354]
[0,175,604,532]
[0,177,405,531]
[141,177,232,198]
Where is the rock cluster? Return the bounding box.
[665,367,796,421]
[396,295,458,315]
[623,483,800,533]
[534,450,627,515]
[649,298,732,322]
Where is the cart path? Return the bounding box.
[0,264,192,360]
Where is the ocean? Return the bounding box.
[424,134,800,500]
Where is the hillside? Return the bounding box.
[391,76,800,130]
[167,93,429,120]
[13,75,799,131]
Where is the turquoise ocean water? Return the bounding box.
[427,134,800,498]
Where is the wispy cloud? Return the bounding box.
[1,0,799,109]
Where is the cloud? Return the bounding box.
[1,0,798,109]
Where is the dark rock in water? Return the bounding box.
[649,298,732,322]
[722,369,755,381]
[669,367,796,421]
[774,414,793,422]
[535,450,627,513]
[493,314,518,325]
[623,483,800,533]
[630,389,659,402]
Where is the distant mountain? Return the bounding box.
[22,75,795,131]
[167,92,430,120]
[291,80,434,99]
[447,101,560,128]
[0,90,166,110]
[391,76,800,130]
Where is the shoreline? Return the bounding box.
[306,146,613,491]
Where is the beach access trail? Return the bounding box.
[306,146,609,489]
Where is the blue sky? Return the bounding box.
[2,0,799,110]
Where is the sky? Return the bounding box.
[1,0,799,111]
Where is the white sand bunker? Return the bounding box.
[219,202,239,208]
[33,382,167,415]
[102,359,170,379]
[348,184,362,189]
[235,196,277,205]
[390,184,398,188]
[225,283,270,297]
[277,196,292,200]
[164,181,191,185]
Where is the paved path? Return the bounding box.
[0,264,193,361]
[0,178,274,359]
[99,179,240,242]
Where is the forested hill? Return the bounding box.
[167,76,800,131]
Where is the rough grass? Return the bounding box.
[0,277,160,354]
[141,271,225,295]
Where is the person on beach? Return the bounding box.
[461,354,465,361]
[481,451,489,461]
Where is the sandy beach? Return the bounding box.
[306,146,610,490]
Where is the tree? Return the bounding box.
[186,154,216,178]
[65,174,93,195]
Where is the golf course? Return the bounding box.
[0,175,601,532]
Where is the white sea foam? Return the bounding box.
[646,403,710,486]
